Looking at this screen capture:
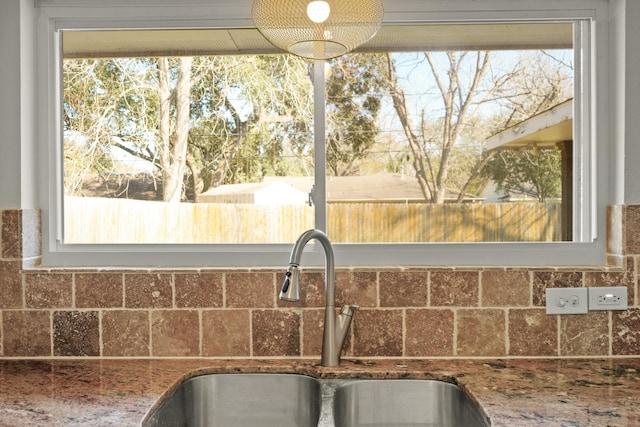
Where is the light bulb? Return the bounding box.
[307,1,331,24]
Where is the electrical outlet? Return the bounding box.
[588,286,628,311]
[545,288,588,315]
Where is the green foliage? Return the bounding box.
[63,58,159,195]
[326,53,386,176]
[187,54,314,189]
[483,148,562,202]
[64,54,316,200]
[63,44,573,204]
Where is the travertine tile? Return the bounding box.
[613,309,640,355]
[584,257,635,306]
[175,272,223,308]
[20,209,41,259]
[302,309,324,357]
[606,254,624,268]
[25,273,73,309]
[607,205,624,256]
[0,261,22,308]
[226,272,275,308]
[431,271,479,307]
[151,310,200,357]
[352,309,402,357]
[21,256,41,269]
[53,311,99,356]
[637,259,640,308]
[457,309,506,357]
[482,270,530,307]
[277,271,324,308]
[275,270,374,309]
[336,271,377,308]
[380,271,428,307]
[252,310,300,357]
[560,312,609,356]
[301,308,355,358]
[2,311,51,357]
[406,309,454,357]
[4,203,640,360]
[625,205,640,255]
[75,273,123,308]
[102,310,150,357]
[509,309,557,356]
[124,273,173,308]
[0,209,40,260]
[1,210,22,259]
[202,310,250,357]
[532,272,583,306]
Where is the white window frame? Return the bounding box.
[36,0,612,267]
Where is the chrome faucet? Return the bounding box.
[280,229,358,367]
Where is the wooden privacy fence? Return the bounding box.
[63,196,562,244]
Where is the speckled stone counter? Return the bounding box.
[0,358,638,426]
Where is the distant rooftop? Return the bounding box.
[199,173,481,203]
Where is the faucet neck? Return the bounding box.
[289,229,335,305]
[287,229,354,367]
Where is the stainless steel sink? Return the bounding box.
[142,374,489,427]
[333,379,490,427]
[141,373,321,427]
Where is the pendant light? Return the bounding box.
[252,0,384,60]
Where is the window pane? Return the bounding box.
[325,23,575,243]
[61,22,578,246]
[62,36,315,244]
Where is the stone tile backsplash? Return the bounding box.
[0,207,639,359]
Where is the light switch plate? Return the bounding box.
[546,287,588,315]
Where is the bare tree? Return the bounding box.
[156,57,191,202]
[494,50,573,129]
[63,58,159,195]
[325,53,387,176]
[383,49,573,204]
[385,51,502,203]
[64,54,314,202]
[186,54,313,197]
[482,50,573,201]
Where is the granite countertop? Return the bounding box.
[0,358,638,426]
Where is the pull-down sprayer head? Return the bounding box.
[279,265,301,302]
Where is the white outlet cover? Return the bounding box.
[545,287,589,315]
[588,286,628,311]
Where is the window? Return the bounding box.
[37,0,611,267]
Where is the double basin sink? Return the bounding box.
[142,373,490,426]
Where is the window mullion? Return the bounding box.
[313,59,328,233]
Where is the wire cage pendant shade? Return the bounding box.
[252,0,384,60]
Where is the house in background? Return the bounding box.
[484,99,573,240]
[198,173,483,205]
[197,181,308,205]
[478,182,542,203]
